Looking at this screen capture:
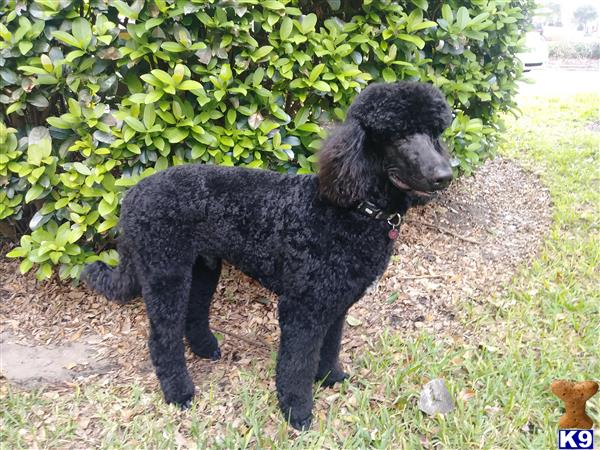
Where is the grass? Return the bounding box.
[1,94,599,449]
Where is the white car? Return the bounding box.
[517,31,549,70]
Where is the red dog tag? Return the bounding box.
[388,228,399,240]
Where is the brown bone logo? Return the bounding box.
[551,380,599,429]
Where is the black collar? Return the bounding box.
[357,201,403,239]
[357,201,401,222]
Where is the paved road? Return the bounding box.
[517,67,599,99]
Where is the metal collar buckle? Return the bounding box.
[387,213,402,228]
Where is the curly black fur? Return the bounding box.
[82,81,453,430]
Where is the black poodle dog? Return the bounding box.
[83,81,453,430]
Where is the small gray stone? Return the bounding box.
[418,379,455,415]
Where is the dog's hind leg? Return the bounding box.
[142,269,195,407]
[186,256,222,360]
[315,314,349,387]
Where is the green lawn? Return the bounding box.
[1,94,598,449]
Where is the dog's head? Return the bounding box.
[319,82,453,206]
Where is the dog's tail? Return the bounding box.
[81,242,141,303]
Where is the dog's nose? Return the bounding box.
[432,166,452,189]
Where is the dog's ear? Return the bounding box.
[318,119,373,207]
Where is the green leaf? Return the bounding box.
[65,49,86,62]
[441,4,454,24]
[164,128,189,143]
[72,17,92,49]
[0,23,12,41]
[191,144,206,159]
[28,93,50,108]
[52,30,81,48]
[219,136,234,147]
[151,69,174,85]
[410,0,428,10]
[178,80,203,91]
[262,0,285,10]
[312,81,331,92]
[327,0,341,10]
[349,35,369,44]
[36,263,52,279]
[411,20,438,31]
[144,90,164,104]
[456,7,470,31]
[251,46,273,62]
[143,106,156,129]
[73,162,91,175]
[141,73,162,87]
[97,216,118,233]
[296,123,321,133]
[17,65,47,75]
[226,109,236,125]
[161,41,187,52]
[129,93,147,104]
[6,102,23,115]
[20,258,34,274]
[309,64,325,83]
[145,17,164,30]
[155,156,169,171]
[18,40,33,55]
[280,17,293,40]
[471,12,490,25]
[220,64,232,81]
[252,68,265,87]
[27,126,52,166]
[172,64,186,85]
[7,247,28,258]
[299,13,317,34]
[398,34,425,49]
[124,117,146,133]
[382,68,397,82]
[25,185,44,203]
[37,74,59,85]
[98,199,116,217]
[14,16,31,42]
[40,54,53,71]
[47,117,71,129]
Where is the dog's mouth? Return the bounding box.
[387,172,434,196]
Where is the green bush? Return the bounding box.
[549,40,600,59]
[1,0,534,280]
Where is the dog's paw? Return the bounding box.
[279,397,313,431]
[162,375,195,408]
[166,390,195,409]
[179,396,194,410]
[190,343,222,360]
[188,333,221,360]
[316,367,349,388]
[209,347,221,361]
[289,413,312,431]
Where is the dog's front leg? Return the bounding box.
[315,313,349,387]
[276,300,325,431]
[143,271,195,408]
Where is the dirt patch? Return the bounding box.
[0,157,552,391]
[0,333,114,387]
